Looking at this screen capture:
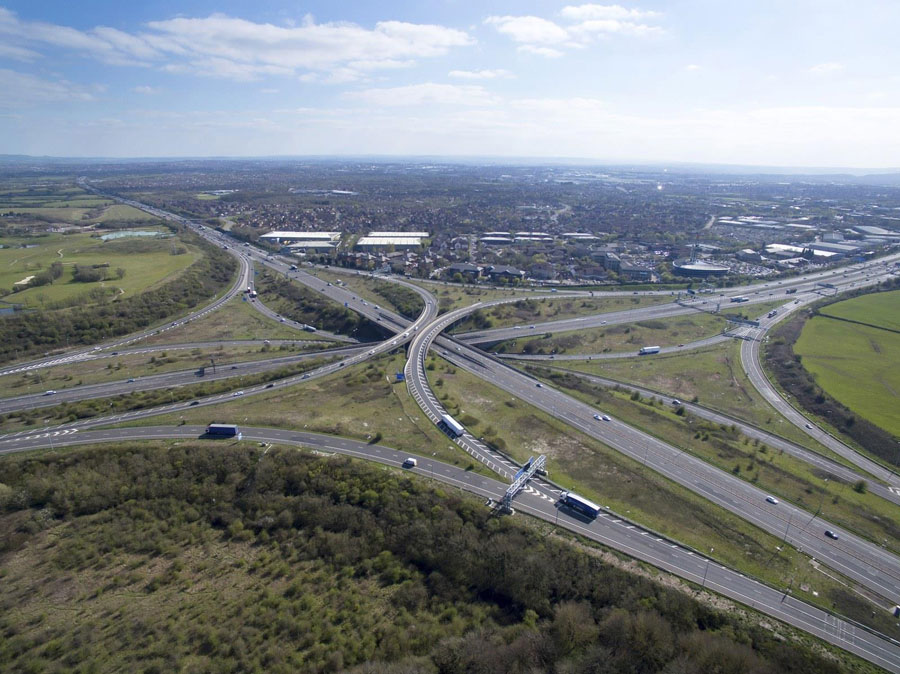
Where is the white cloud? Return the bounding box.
[569,19,663,38]
[0,68,95,107]
[0,9,473,81]
[132,85,160,95]
[0,42,40,61]
[685,64,701,71]
[485,15,570,45]
[347,82,497,107]
[486,6,663,57]
[448,69,512,80]
[809,62,844,75]
[517,45,564,58]
[560,4,661,21]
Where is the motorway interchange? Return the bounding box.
[3,189,900,671]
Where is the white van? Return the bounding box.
[402,457,417,468]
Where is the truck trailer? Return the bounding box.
[638,346,661,355]
[439,414,465,438]
[206,424,242,440]
[559,492,602,518]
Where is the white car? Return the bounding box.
[766,496,779,505]
[43,390,57,396]
[233,391,244,397]
[601,415,611,421]
[593,414,602,421]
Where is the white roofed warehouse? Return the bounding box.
[355,231,428,251]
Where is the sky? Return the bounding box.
[1,0,899,168]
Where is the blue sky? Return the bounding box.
[1,1,898,167]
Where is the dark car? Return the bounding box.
[824,530,839,540]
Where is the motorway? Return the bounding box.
[403,289,900,607]
[2,425,898,673]
[5,185,899,669]
[540,366,900,507]
[456,260,897,345]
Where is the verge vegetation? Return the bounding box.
[0,442,861,673]
[256,271,384,340]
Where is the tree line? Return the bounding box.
[0,443,850,673]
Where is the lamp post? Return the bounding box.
[701,547,714,590]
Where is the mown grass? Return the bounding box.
[533,366,900,556]
[818,289,900,331]
[795,312,900,437]
[429,357,897,632]
[141,295,327,346]
[0,231,199,307]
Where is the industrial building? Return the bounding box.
[260,231,341,244]
[355,231,429,251]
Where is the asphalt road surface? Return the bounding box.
[0,425,897,673]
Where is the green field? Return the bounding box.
[0,231,200,307]
[795,292,900,436]
[819,289,900,331]
[0,183,160,225]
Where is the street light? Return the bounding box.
[701,547,714,590]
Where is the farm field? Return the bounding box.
[795,294,900,436]
[818,289,900,332]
